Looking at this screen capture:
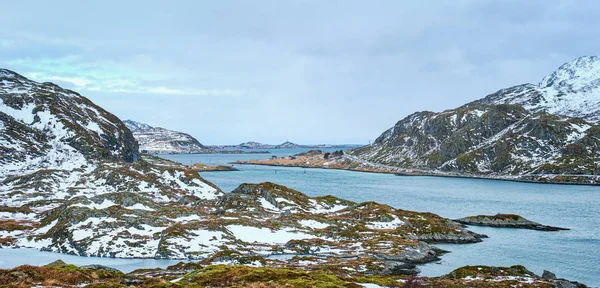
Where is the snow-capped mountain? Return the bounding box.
[350,56,600,184]
[124,120,215,154]
[476,56,600,121]
[123,119,152,131]
[210,141,323,149]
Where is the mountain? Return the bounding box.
[210,141,358,150]
[274,141,301,148]
[122,119,152,131]
[238,141,274,149]
[349,57,600,184]
[476,56,600,122]
[123,120,215,154]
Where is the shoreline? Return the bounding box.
[233,161,600,186]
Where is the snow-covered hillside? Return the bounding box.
[0,69,222,255]
[350,56,600,184]
[123,119,152,131]
[124,120,215,154]
[1,69,138,177]
[477,56,600,121]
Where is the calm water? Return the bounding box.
[1,149,598,286]
[159,147,345,166]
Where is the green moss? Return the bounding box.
[180,265,359,288]
[425,151,445,167]
[446,265,534,279]
[455,152,480,172]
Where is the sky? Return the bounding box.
[1,1,600,144]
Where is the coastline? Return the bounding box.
[233,160,600,186]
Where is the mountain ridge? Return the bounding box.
[210,141,359,150]
[123,119,215,154]
[475,55,600,121]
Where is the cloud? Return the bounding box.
[1,1,599,143]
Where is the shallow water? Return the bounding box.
[1,149,598,286]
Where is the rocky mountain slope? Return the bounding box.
[123,120,215,154]
[1,69,139,173]
[0,69,218,254]
[350,56,600,184]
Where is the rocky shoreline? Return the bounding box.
[233,152,600,186]
[455,214,569,231]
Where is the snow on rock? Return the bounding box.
[478,56,600,122]
[123,119,215,154]
[226,225,316,245]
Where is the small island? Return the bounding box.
[190,163,239,172]
[454,214,569,231]
[233,149,403,174]
[140,154,238,172]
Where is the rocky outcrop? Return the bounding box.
[443,265,588,287]
[454,214,569,231]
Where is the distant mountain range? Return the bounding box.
[209,141,361,150]
[349,56,600,184]
[123,120,216,154]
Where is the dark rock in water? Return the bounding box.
[542,270,557,280]
[80,264,122,273]
[454,214,569,231]
[555,280,588,288]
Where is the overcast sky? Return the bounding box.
[1,1,599,144]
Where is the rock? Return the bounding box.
[454,214,569,231]
[379,261,419,275]
[80,264,122,273]
[43,259,67,268]
[555,279,588,288]
[542,270,557,280]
